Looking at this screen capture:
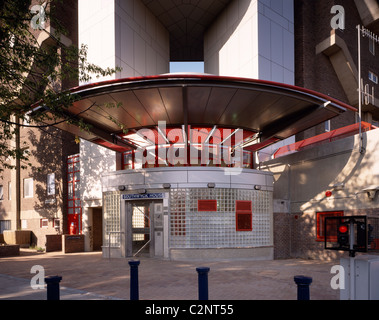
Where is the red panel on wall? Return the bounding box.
[236,200,252,211]
[316,211,344,242]
[236,200,252,231]
[198,200,217,212]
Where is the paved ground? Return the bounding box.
[0,249,341,300]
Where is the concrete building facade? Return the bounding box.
[0,0,79,248]
[74,0,297,258]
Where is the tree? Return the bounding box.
[0,0,119,174]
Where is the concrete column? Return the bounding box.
[82,206,92,252]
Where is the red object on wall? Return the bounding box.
[236,200,253,231]
[198,199,218,212]
[316,211,344,242]
[69,222,77,235]
[67,155,82,234]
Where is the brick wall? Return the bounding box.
[294,0,376,141]
[273,212,291,259]
[289,212,342,260]
[0,0,80,250]
[273,209,379,261]
[62,234,84,253]
[45,234,62,252]
[0,245,20,257]
[273,211,344,260]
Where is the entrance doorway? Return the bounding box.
[131,202,151,256]
[125,200,164,258]
[92,208,103,251]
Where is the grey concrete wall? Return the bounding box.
[262,128,379,259]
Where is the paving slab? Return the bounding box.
[0,249,340,300]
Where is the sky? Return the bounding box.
[169,61,204,73]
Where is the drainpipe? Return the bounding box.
[15,116,21,231]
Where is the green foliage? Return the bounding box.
[0,0,120,174]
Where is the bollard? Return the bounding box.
[196,267,210,300]
[45,275,62,300]
[294,275,312,300]
[129,260,140,300]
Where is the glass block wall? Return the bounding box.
[103,192,121,246]
[169,188,273,249]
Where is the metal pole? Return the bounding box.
[129,260,140,300]
[45,276,62,300]
[357,25,363,154]
[294,275,312,300]
[196,267,210,300]
[349,219,356,300]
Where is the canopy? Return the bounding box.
[39,74,356,153]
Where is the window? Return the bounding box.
[316,211,344,242]
[0,220,11,234]
[53,218,60,229]
[8,182,11,200]
[47,173,55,195]
[236,200,252,231]
[23,178,33,198]
[40,219,49,228]
[0,185,3,201]
[369,38,375,56]
[198,200,217,212]
[369,71,378,84]
[325,120,331,132]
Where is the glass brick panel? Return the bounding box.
[169,188,272,249]
[103,192,121,246]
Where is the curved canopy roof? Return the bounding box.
[41,74,356,153]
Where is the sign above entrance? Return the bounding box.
[122,193,164,200]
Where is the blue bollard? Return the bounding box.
[196,267,210,300]
[294,275,312,300]
[129,260,140,300]
[45,275,62,300]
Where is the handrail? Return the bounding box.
[133,240,151,257]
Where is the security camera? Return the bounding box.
[330,183,345,191]
[362,186,379,201]
[367,190,377,201]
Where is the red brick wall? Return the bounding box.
[62,234,84,253]
[273,209,379,260]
